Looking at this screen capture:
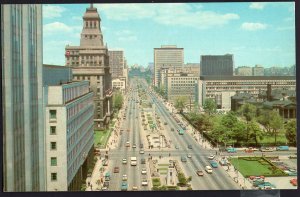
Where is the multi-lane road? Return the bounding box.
[101,77,296,191]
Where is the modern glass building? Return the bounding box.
[200,54,234,76]
[2,4,44,191]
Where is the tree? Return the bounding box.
[269,110,284,145]
[238,103,257,141]
[113,91,123,110]
[257,109,272,133]
[285,119,296,146]
[248,120,264,146]
[174,96,187,113]
[203,98,216,115]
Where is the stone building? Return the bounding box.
[65,4,112,129]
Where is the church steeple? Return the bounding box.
[80,4,104,47]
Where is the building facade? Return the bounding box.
[200,54,234,76]
[2,4,45,191]
[197,76,296,109]
[112,78,126,94]
[154,45,184,87]
[236,66,252,76]
[45,81,94,191]
[108,50,125,79]
[252,65,264,76]
[65,4,112,129]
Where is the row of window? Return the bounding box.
[66,96,93,120]
[206,81,296,86]
[63,84,89,104]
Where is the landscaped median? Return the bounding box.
[94,120,116,148]
[229,157,288,177]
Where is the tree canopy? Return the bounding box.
[285,119,296,146]
[203,98,217,115]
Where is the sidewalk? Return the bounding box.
[86,157,105,191]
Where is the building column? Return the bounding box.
[108,99,110,115]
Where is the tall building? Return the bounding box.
[108,50,125,79]
[200,54,234,76]
[65,4,112,129]
[154,45,184,87]
[2,4,44,191]
[252,64,264,76]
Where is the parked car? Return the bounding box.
[253,180,265,187]
[258,182,276,190]
[210,160,218,168]
[290,178,297,186]
[226,147,237,153]
[276,146,289,151]
[260,147,274,152]
[114,167,120,173]
[219,159,228,166]
[196,170,204,176]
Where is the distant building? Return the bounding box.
[200,54,234,76]
[43,65,72,86]
[45,80,94,191]
[197,76,296,109]
[184,63,201,76]
[252,65,264,76]
[236,66,252,76]
[108,50,125,79]
[112,78,126,94]
[65,4,112,129]
[154,45,184,87]
[2,4,45,191]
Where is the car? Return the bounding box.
[114,167,120,173]
[210,161,218,168]
[205,166,213,174]
[126,141,130,147]
[219,159,228,166]
[141,158,146,164]
[141,179,148,186]
[164,122,167,125]
[187,154,192,158]
[181,156,187,162]
[196,170,204,176]
[175,145,179,149]
[139,149,145,154]
[121,182,128,191]
[171,128,174,131]
[122,174,128,181]
[132,144,137,148]
[260,147,274,152]
[188,145,192,149]
[208,154,215,160]
[290,178,297,186]
[132,186,138,191]
[140,144,144,148]
[257,182,276,190]
[226,147,237,153]
[122,158,127,164]
[253,180,265,187]
[141,168,147,175]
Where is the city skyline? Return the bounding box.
[43,2,295,68]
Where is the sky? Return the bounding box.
[43,2,295,68]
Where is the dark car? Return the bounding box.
[141,158,146,164]
[188,145,192,149]
[140,144,144,148]
[114,167,120,173]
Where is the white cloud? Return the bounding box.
[43,22,82,36]
[249,3,268,10]
[43,5,66,18]
[95,3,239,29]
[241,22,267,31]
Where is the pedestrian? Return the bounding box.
[88,182,90,186]
[90,184,93,190]
[216,151,217,155]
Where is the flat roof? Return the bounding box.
[200,75,296,80]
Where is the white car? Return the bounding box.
[122,174,128,181]
[205,166,213,174]
[208,154,215,160]
[141,179,148,186]
[122,158,127,164]
[139,149,145,154]
[187,154,192,158]
[141,168,147,175]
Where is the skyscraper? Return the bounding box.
[200,54,234,76]
[154,45,184,87]
[2,4,45,191]
[65,4,112,129]
[109,50,125,79]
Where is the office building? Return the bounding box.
[197,76,296,109]
[65,4,112,129]
[154,45,184,87]
[252,65,264,76]
[200,54,234,76]
[108,50,125,79]
[45,80,94,191]
[2,4,44,192]
[112,78,126,94]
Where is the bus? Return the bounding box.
[178,129,184,135]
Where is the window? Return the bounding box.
[51,173,57,181]
[49,110,56,119]
[50,126,56,135]
[51,157,57,166]
[51,142,57,150]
